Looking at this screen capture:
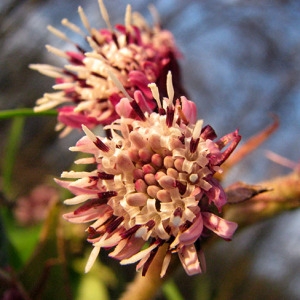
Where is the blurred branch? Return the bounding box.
[120,244,169,300]
[225,170,300,226]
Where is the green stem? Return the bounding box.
[0,108,57,119]
[119,245,168,300]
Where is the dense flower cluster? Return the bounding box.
[57,72,240,276]
[30,1,181,136]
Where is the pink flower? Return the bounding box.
[14,185,58,226]
[56,72,240,276]
[30,1,181,135]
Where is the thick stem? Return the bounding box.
[224,170,300,226]
[119,244,168,300]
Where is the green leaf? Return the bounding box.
[2,117,24,195]
[162,279,184,300]
[18,200,72,300]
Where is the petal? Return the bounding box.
[120,241,159,265]
[205,178,227,211]
[180,96,197,125]
[178,244,202,276]
[63,205,111,224]
[179,214,203,245]
[85,245,101,273]
[202,212,238,240]
[109,236,145,260]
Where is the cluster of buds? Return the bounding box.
[33,1,241,277]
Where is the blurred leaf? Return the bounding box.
[2,117,24,196]
[162,279,184,300]
[75,273,109,300]
[0,211,9,268]
[0,208,41,269]
[0,209,23,270]
[18,200,72,300]
[72,252,117,299]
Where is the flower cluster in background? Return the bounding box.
[30,2,182,136]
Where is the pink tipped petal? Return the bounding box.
[179,214,203,245]
[178,244,202,276]
[109,237,145,261]
[120,241,159,265]
[58,107,98,128]
[202,212,238,240]
[63,205,112,224]
[129,71,154,99]
[115,97,133,118]
[180,96,198,124]
[205,178,227,211]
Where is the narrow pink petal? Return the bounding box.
[179,214,203,245]
[205,178,227,211]
[63,205,112,224]
[120,242,159,265]
[180,96,197,124]
[58,106,98,128]
[115,97,133,118]
[109,237,145,261]
[178,244,202,276]
[202,212,238,240]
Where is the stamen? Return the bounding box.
[192,120,203,140]
[166,71,174,103]
[130,100,146,121]
[45,45,69,59]
[125,5,132,29]
[200,125,217,140]
[148,83,162,109]
[47,25,72,43]
[61,18,85,36]
[106,69,132,100]
[121,225,141,239]
[142,246,158,276]
[74,198,108,215]
[97,191,118,199]
[82,125,110,152]
[190,120,203,153]
[107,69,146,121]
[98,172,114,180]
[78,6,92,33]
[29,64,64,78]
[98,0,112,31]
[148,4,160,27]
[166,106,175,127]
[106,216,124,233]
[85,245,101,273]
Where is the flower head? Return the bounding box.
[30,1,182,136]
[57,72,240,276]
